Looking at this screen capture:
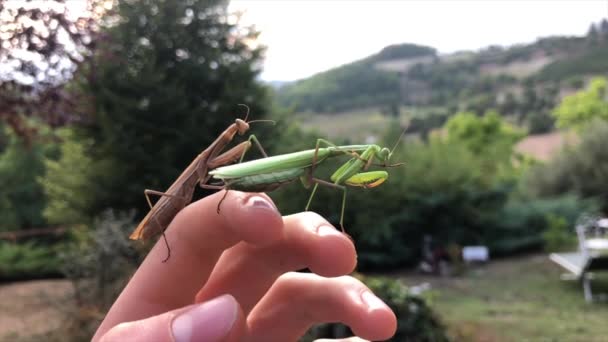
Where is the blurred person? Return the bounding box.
[92,191,397,342]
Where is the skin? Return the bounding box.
[93,190,397,342]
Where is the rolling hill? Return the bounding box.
[275,19,608,137]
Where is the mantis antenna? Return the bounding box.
[237,103,276,126]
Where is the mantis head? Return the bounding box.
[236,104,251,135]
[235,118,250,135]
[378,147,391,163]
[375,127,407,167]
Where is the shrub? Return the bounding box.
[40,128,97,225]
[525,119,608,210]
[53,210,142,341]
[302,276,448,342]
[0,123,54,231]
[542,214,577,252]
[552,77,608,129]
[0,241,63,280]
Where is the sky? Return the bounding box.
[229,0,608,81]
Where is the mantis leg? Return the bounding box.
[311,139,353,183]
[204,142,251,180]
[245,134,268,160]
[199,183,229,213]
[201,135,268,186]
[144,189,188,209]
[304,177,348,233]
[144,189,188,262]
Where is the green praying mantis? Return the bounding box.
[209,136,405,231]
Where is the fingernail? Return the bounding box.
[317,224,341,237]
[245,195,276,211]
[361,290,387,311]
[172,294,238,342]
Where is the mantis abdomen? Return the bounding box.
[223,168,306,192]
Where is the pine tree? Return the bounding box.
[78,0,269,216]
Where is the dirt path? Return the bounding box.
[0,279,73,341]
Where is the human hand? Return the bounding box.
[92,191,397,341]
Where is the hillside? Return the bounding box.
[275,19,608,136]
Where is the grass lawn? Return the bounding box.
[396,254,608,341]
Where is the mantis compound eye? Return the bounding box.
[378,147,391,160]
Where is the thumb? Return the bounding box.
[99,295,245,342]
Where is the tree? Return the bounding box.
[600,19,608,37]
[445,110,524,156]
[587,23,600,45]
[76,0,270,216]
[0,123,55,231]
[444,110,525,182]
[0,0,102,145]
[552,77,608,129]
[40,128,96,225]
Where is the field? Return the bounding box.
[0,279,73,341]
[294,106,442,142]
[3,254,608,341]
[398,254,608,341]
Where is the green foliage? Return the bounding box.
[364,276,448,341]
[276,43,435,113]
[0,241,63,279]
[488,195,594,255]
[0,124,54,231]
[542,214,576,252]
[39,128,97,225]
[372,43,437,62]
[444,110,525,181]
[537,47,608,81]
[552,77,608,129]
[445,111,525,156]
[273,32,608,124]
[526,111,555,134]
[525,119,608,210]
[269,121,584,268]
[321,136,498,268]
[57,210,141,341]
[303,276,448,342]
[77,0,270,216]
[406,110,449,139]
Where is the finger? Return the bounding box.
[315,338,369,342]
[98,295,246,342]
[94,191,283,339]
[195,212,356,313]
[245,273,397,342]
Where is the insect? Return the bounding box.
[209,137,404,231]
[129,105,271,261]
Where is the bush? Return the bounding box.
[488,195,594,255]
[552,77,608,129]
[0,241,63,280]
[525,119,608,210]
[53,210,142,341]
[302,276,448,342]
[39,128,97,225]
[0,123,55,231]
[542,214,577,252]
[271,122,581,269]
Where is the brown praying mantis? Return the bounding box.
[129,105,270,261]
